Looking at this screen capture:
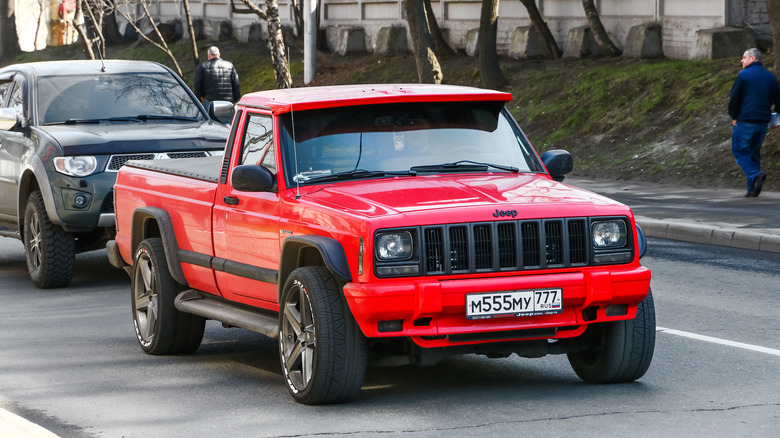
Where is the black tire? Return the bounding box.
[568,288,656,383]
[278,266,367,405]
[23,191,75,288]
[131,238,205,355]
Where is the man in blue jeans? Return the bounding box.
[728,48,780,197]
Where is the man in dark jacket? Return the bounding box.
[193,46,241,106]
[728,48,780,197]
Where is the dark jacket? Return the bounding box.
[728,61,780,124]
[193,58,241,103]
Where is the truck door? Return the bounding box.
[213,110,281,309]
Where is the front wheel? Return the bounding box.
[23,191,74,288]
[279,266,367,405]
[131,238,205,355]
[568,289,656,383]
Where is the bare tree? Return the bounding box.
[0,0,21,61]
[479,0,504,88]
[181,0,200,68]
[81,0,107,56]
[767,0,780,74]
[518,0,560,58]
[233,0,292,88]
[581,0,620,56]
[404,0,442,84]
[74,0,96,59]
[116,0,183,76]
[423,0,453,58]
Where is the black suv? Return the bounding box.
[0,60,231,288]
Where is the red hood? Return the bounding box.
[294,173,629,221]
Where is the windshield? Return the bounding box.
[279,101,542,186]
[37,72,205,125]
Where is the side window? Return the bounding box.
[9,79,24,115]
[0,81,11,107]
[240,113,275,173]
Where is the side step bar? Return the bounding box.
[174,290,279,338]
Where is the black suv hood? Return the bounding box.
[39,122,229,154]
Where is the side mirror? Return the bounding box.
[231,164,276,192]
[540,149,573,182]
[209,101,235,125]
[0,108,20,131]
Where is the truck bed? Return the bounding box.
[125,155,222,183]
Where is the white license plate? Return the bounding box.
[465,288,563,320]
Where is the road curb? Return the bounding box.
[636,216,780,253]
[0,408,60,438]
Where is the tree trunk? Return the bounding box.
[518,0,560,59]
[74,2,96,59]
[81,0,106,57]
[766,0,780,74]
[181,0,200,68]
[479,0,504,88]
[404,0,442,84]
[581,0,620,56]
[265,0,292,88]
[0,0,21,62]
[423,0,453,58]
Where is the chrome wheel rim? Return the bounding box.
[133,250,158,344]
[280,280,316,392]
[27,210,43,270]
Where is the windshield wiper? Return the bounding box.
[302,169,416,183]
[411,160,519,173]
[45,116,142,125]
[135,114,200,122]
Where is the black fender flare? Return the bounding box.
[279,235,352,298]
[131,207,187,285]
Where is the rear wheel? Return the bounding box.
[131,238,205,355]
[23,191,74,288]
[568,289,656,383]
[279,266,367,405]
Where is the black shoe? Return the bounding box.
[754,172,767,197]
[745,192,756,197]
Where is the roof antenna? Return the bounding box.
[93,33,106,72]
[287,52,300,199]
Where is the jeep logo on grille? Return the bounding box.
[493,209,518,218]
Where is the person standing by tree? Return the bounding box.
[193,46,241,107]
[728,48,780,197]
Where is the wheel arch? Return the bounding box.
[130,206,187,285]
[278,235,352,300]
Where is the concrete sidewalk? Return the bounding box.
[568,177,780,253]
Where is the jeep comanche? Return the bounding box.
[107,84,654,404]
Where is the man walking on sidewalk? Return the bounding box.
[728,48,780,197]
[193,46,241,107]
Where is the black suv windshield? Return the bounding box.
[279,101,542,186]
[37,72,204,125]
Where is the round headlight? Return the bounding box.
[375,231,413,261]
[592,220,627,248]
[53,156,98,177]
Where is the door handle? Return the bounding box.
[223,196,239,205]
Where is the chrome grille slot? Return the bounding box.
[107,151,211,172]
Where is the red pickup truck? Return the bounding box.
[107,84,654,405]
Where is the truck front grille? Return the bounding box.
[421,218,589,275]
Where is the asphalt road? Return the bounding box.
[1,236,779,437]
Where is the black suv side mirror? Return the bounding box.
[209,101,235,125]
[231,164,276,192]
[540,149,573,182]
[0,108,20,131]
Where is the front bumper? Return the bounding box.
[343,266,651,347]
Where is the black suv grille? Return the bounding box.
[106,151,210,171]
[422,218,589,275]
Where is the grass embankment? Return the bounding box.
[8,39,773,189]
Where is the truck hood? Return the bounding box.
[38,122,229,155]
[298,173,628,220]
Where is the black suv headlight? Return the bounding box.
[591,218,633,264]
[53,156,98,177]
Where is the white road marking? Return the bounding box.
[657,326,780,357]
